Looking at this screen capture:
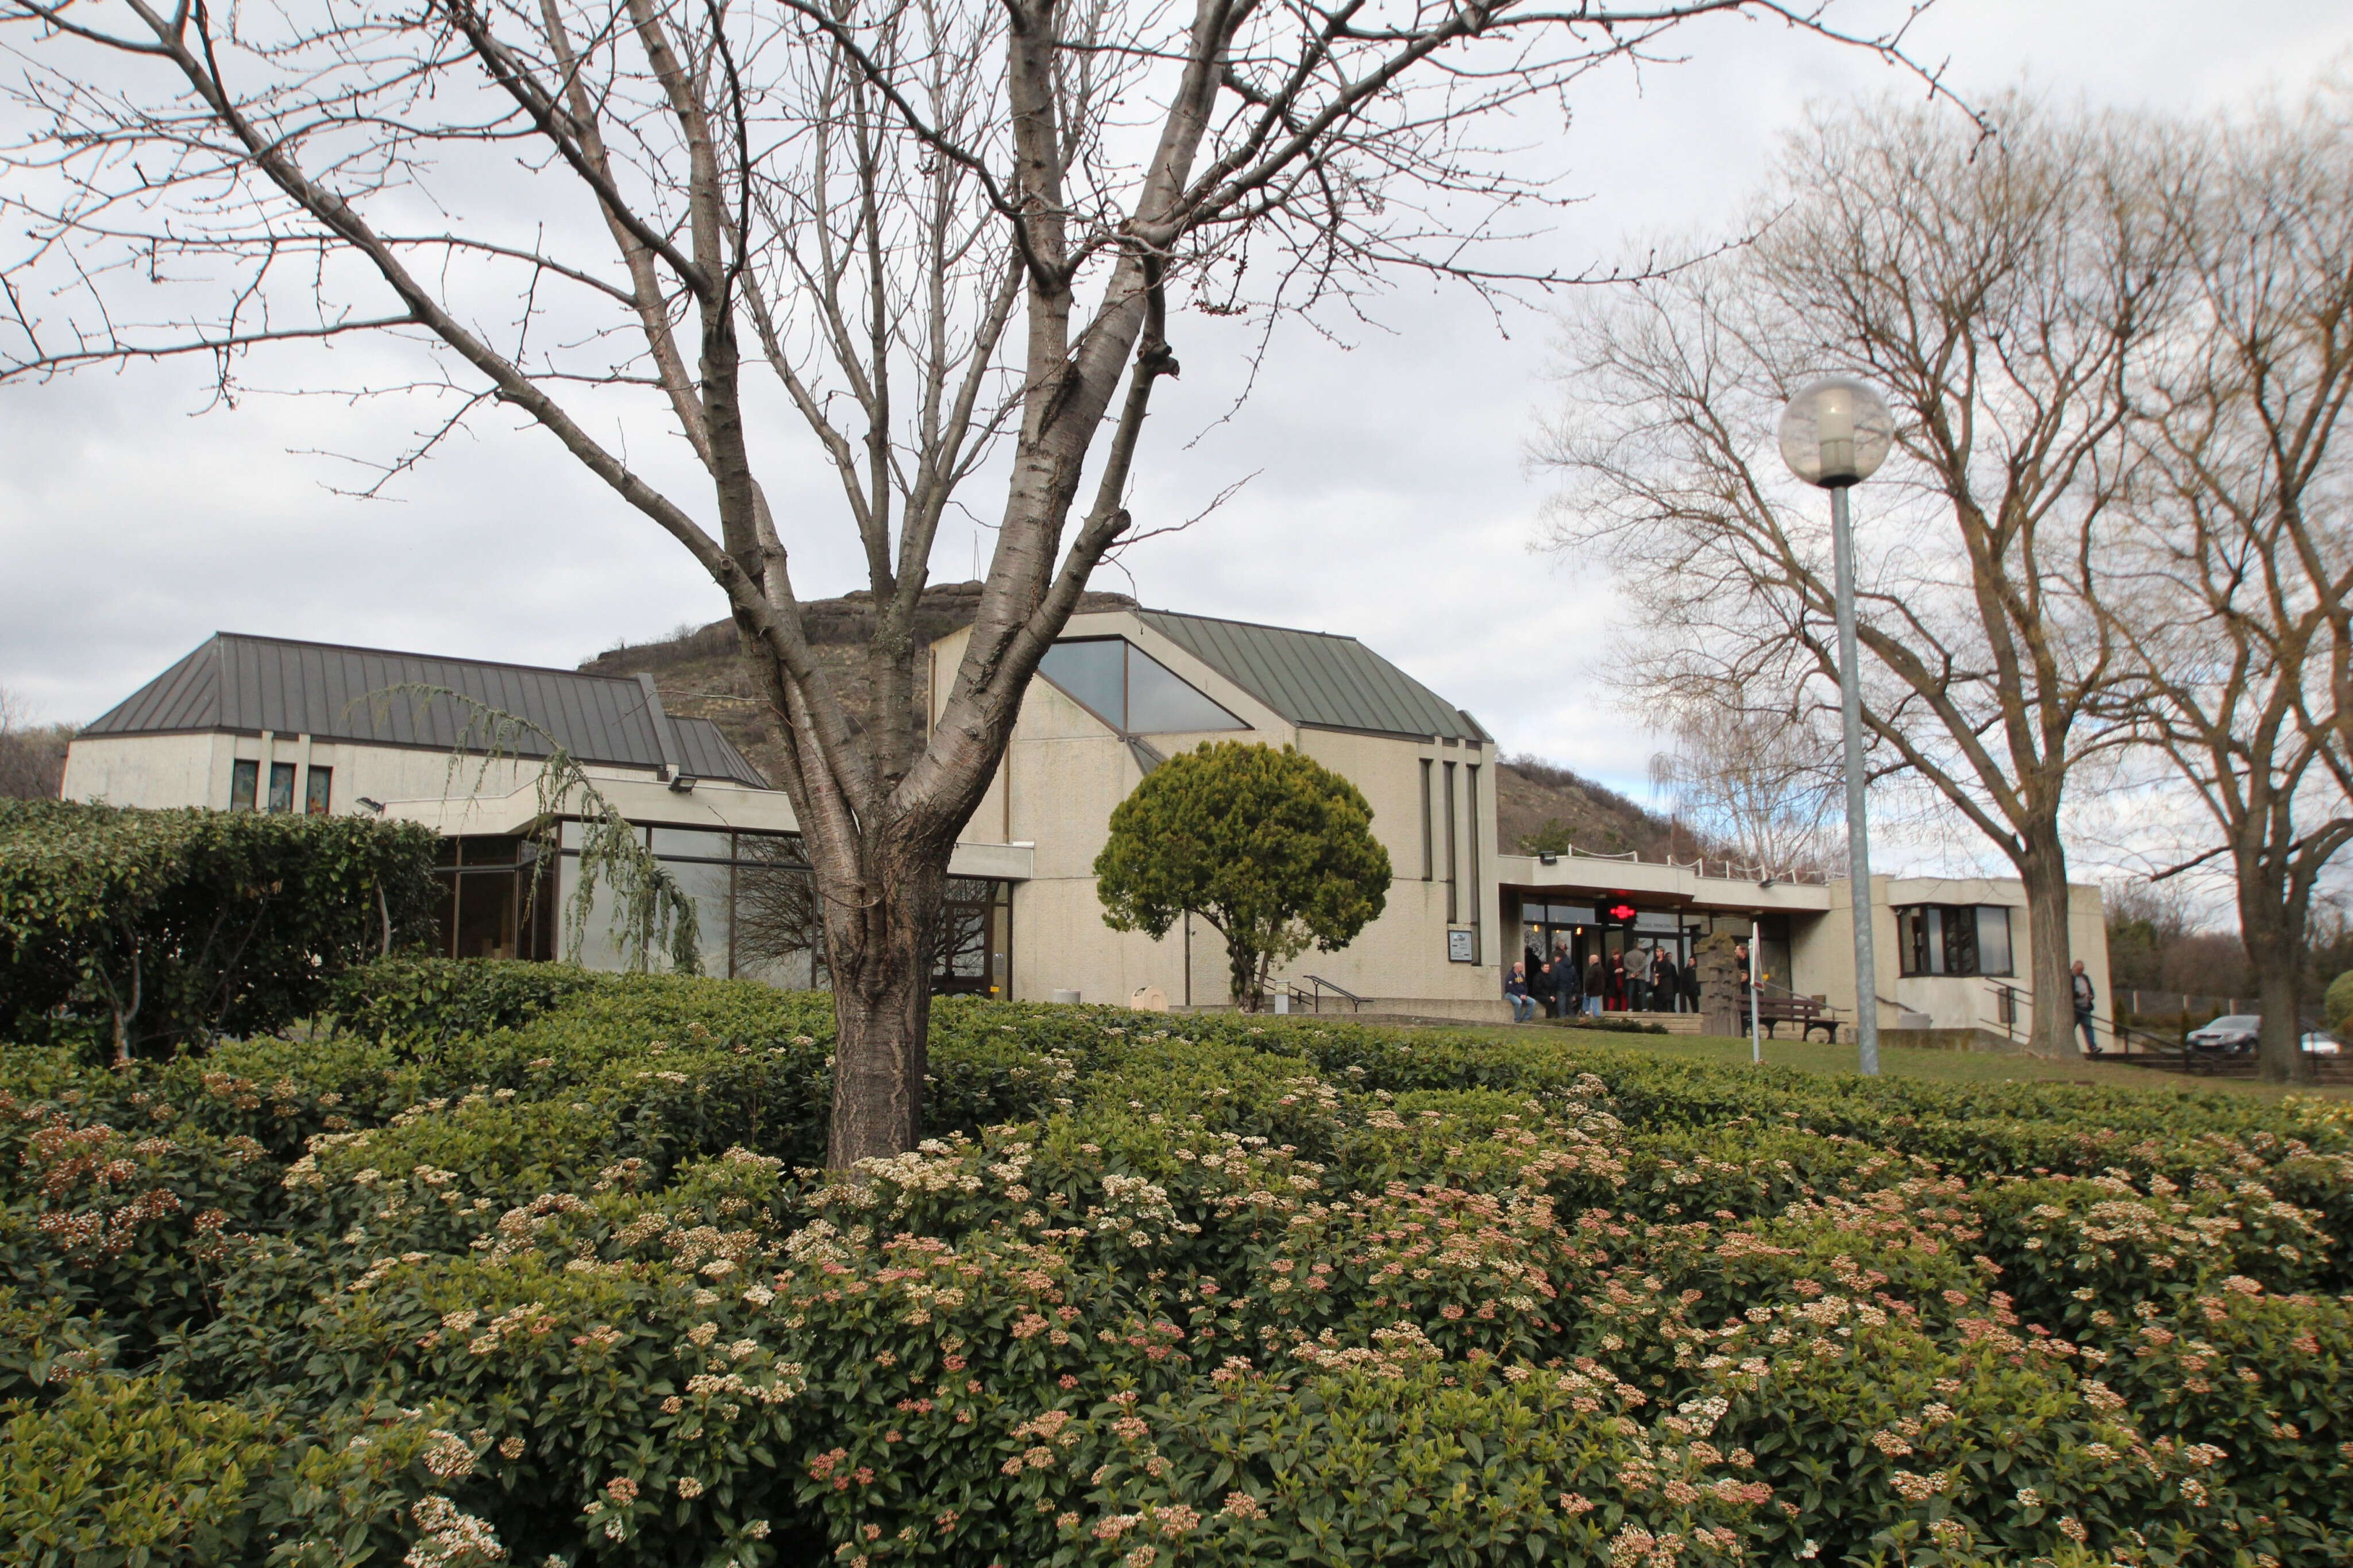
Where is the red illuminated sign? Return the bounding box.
[1606,902,1638,924]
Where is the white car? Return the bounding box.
[2302,1030,2343,1056]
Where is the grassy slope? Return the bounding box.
[1452,1020,2353,1098]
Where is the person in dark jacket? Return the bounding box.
[1652,948,1680,1013]
[1584,954,1605,1015]
[1551,937,1580,1017]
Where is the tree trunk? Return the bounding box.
[2239,875,2316,1086]
[2016,824,2078,1060]
[823,853,944,1168]
[1229,936,1262,1013]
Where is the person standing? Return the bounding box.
[2072,960,2100,1056]
[1552,937,1580,1017]
[1584,953,1605,1015]
[1627,944,1651,1011]
[1653,948,1680,1013]
[1505,962,1537,1024]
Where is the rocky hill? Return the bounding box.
[578,582,1136,786]
[1493,752,1692,862]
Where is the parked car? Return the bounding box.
[2186,1015,2259,1054]
[2302,1030,2343,1056]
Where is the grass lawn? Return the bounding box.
[1449,1019,2353,1098]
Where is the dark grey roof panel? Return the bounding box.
[81,633,769,787]
[1136,611,1482,742]
[674,717,767,786]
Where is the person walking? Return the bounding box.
[1505,961,1537,1025]
[2072,960,2100,1056]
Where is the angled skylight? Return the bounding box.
[1037,638,1246,735]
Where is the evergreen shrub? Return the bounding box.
[2,967,2350,1565]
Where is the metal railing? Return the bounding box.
[1274,975,1368,1014]
[1981,980,2274,1062]
[1526,844,1834,886]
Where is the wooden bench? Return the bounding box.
[1741,991,1841,1043]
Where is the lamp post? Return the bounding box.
[1778,377,1895,1076]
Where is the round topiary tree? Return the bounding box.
[1094,741,1391,1011]
[2326,969,2353,1034]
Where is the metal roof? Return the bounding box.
[80,633,769,787]
[1137,610,1488,743]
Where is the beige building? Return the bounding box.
[64,621,2106,1045]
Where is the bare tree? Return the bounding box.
[0,0,1936,1161]
[2115,86,2353,1083]
[1540,96,2174,1057]
[0,689,71,800]
[1646,696,1841,878]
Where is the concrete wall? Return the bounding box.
[65,731,553,818]
[939,613,1506,1016]
[1794,875,2110,1045]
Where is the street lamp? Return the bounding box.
[1779,376,1895,1076]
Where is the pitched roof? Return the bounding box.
[80,633,768,787]
[1136,610,1488,743]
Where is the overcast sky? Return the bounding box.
[5,0,2352,882]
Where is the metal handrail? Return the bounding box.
[1291,975,1367,1014]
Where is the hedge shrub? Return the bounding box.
[3,961,2350,1565]
[0,802,439,1062]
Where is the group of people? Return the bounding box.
[1504,937,1700,1024]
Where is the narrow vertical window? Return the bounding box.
[1443,760,1459,925]
[1467,762,1482,956]
[229,759,259,811]
[304,767,332,816]
[267,762,297,813]
[1419,759,1433,880]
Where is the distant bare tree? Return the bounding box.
[1646,698,1841,878]
[1541,96,2174,1057]
[2113,86,2353,1082]
[0,0,1941,1161]
[0,690,71,800]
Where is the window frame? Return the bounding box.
[1895,903,2017,979]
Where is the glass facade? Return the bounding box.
[267,762,297,813]
[545,823,1015,995]
[304,766,332,815]
[230,759,258,811]
[1896,904,2014,977]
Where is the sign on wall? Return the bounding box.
[1447,928,1476,963]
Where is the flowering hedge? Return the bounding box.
[3,968,2351,1566]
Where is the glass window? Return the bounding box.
[651,827,732,860]
[1125,647,1244,733]
[1039,639,1127,727]
[733,848,826,988]
[266,762,296,813]
[1974,906,2013,976]
[460,836,522,867]
[662,858,732,978]
[230,759,259,812]
[453,870,517,959]
[304,766,332,816]
[1037,638,1243,735]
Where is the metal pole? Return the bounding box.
[1831,483,1881,1076]
[1749,915,1762,1065]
